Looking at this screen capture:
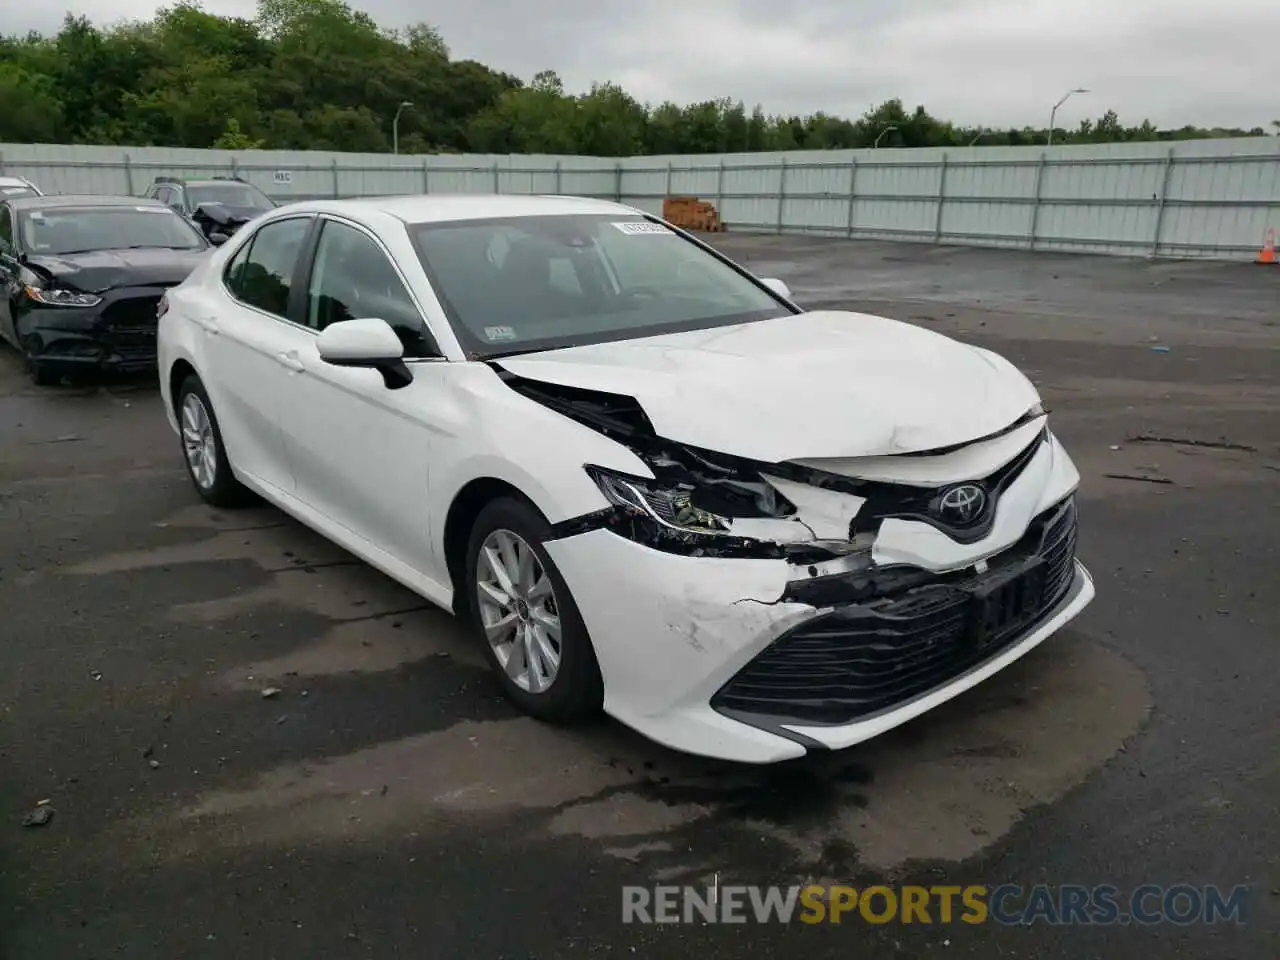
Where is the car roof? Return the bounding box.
[273,193,640,225]
[8,194,170,211]
[0,176,35,186]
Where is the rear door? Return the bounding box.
[197,214,315,495]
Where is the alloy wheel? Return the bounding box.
[181,392,218,490]
[475,528,562,693]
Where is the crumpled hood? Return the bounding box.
[24,248,208,294]
[495,310,1042,462]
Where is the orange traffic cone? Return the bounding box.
[1256,227,1278,265]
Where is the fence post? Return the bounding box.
[230,156,239,178]
[775,158,787,234]
[664,162,672,201]
[1028,151,1048,250]
[1151,147,1176,258]
[933,152,949,244]
[554,160,562,195]
[331,158,340,198]
[715,159,725,219]
[614,163,622,203]
[422,157,430,194]
[492,161,500,194]
[845,158,858,238]
[123,154,135,195]
[0,151,6,175]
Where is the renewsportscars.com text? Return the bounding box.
[622,883,1251,926]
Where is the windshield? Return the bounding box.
[187,183,274,211]
[19,206,206,255]
[408,214,792,357]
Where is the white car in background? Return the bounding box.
[156,195,1094,764]
[0,176,44,199]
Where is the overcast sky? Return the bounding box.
[10,0,1277,130]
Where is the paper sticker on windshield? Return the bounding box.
[484,326,517,342]
[136,205,169,213]
[611,221,673,236]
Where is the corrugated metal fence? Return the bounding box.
[2,138,1277,260]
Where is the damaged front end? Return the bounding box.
[503,365,1087,740]
[504,365,1051,579]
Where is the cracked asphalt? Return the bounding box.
[1,236,1276,959]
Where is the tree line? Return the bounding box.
[1,0,1273,156]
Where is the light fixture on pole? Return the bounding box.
[874,125,898,148]
[1047,88,1088,147]
[393,101,414,155]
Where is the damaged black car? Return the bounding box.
[0,195,211,385]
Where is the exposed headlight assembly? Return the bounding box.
[586,465,730,535]
[24,285,101,308]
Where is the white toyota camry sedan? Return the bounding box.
[156,194,1094,764]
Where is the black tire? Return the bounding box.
[464,496,603,723]
[174,373,255,508]
[25,354,59,387]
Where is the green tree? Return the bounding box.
[0,0,1267,154]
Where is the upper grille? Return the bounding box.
[711,497,1079,727]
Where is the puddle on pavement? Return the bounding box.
[156,632,1149,877]
[57,504,1153,877]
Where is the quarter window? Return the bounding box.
[233,217,310,319]
[305,219,434,356]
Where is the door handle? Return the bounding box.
[276,352,305,372]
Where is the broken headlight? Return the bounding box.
[586,465,730,534]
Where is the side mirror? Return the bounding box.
[316,317,413,390]
[208,231,230,246]
[759,277,792,300]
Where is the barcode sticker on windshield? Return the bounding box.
[611,221,672,236]
[484,326,517,342]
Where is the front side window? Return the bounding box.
[17,205,207,255]
[409,213,791,357]
[305,219,434,356]
[232,217,311,318]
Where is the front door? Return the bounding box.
[198,214,314,495]
[276,216,445,574]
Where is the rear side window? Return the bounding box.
[0,206,12,250]
[231,217,310,319]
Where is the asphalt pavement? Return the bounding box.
[1,237,1276,959]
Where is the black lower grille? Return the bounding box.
[711,497,1079,727]
[102,296,162,329]
[101,295,161,362]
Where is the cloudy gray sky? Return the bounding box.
[10,0,1277,130]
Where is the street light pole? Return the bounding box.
[1047,88,1088,147]
[393,101,414,155]
[874,125,898,148]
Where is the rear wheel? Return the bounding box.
[175,374,254,508]
[464,497,603,722]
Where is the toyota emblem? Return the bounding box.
[936,483,987,525]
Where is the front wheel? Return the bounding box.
[175,373,254,508]
[464,497,603,722]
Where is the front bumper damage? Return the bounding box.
[511,370,1095,763]
[18,285,171,374]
